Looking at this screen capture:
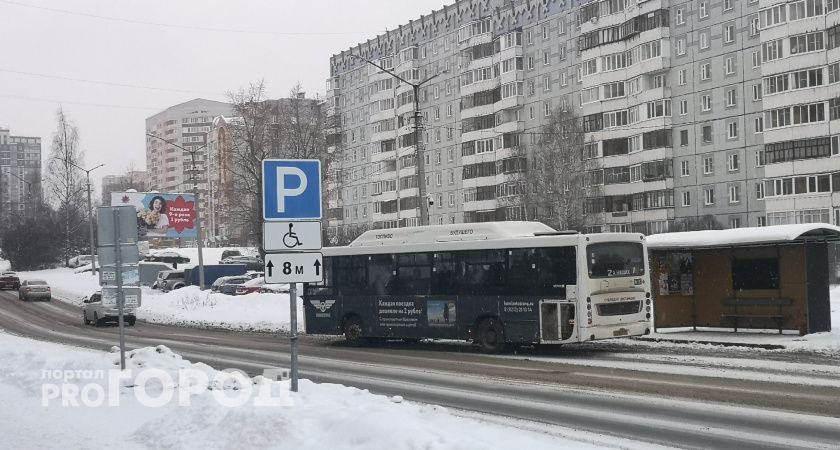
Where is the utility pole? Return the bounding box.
[146,132,207,290]
[69,161,105,276]
[349,54,445,226]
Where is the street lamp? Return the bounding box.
[349,54,446,226]
[146,132,207,290]
[68,161,105,277]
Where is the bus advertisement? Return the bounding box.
[303,222,651,352]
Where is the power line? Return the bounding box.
[0,0,383,36]
[0,67,219,95]
[0,93,164,111]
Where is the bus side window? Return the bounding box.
[395,253,432,296]
[431,252,457,295]
[507,249,536,296]
[367,254,395,295]
[535,247,577,297]
[462,250,506,295]
[335,256,367,295]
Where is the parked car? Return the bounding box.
[259,283,290,294]
[146,252,190,267]
[81,291,136,327]
[68,255,93,268]
[221,255,263,271]
[152,270,185,291]
[18,279,51,301]
[0,272,20,290]
[235,277,270,295]
[211,275,250,293]
[219,249,242,262]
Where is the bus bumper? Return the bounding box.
[583,321,650,341]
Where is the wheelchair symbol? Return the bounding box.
[282,223,303,248]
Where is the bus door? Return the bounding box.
[539,286,577,342]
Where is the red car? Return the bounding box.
[0,272,20,290]
[234,277,265,295]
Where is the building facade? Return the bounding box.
[0,127,41,222]
[326,0,839,236]
[100,171,148,205]
[145,98,232,226]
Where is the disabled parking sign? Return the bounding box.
[262,159,322,220]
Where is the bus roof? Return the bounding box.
[324,222,644,256]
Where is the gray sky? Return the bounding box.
[0,0,447,194]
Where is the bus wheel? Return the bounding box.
[343,316,365,346]
[476,318,506,354]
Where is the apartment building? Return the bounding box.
[100,171,148,205]
[326,0,839,235]
[0,127,41,221]
[145,99,232,224]
[758,0,840,225]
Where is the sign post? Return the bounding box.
[96,205,140,370]
[262,159,323,393]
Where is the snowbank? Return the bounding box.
[0,258,10,273]
[138,286,304,332]
[0,331,630,450]
[152,246,258,266]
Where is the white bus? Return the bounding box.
[304,222,652,352]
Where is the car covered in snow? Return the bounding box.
[221,255,263,271]
[152,270,185,291]
[18,279,51,301]
[67,254,92,268]
[235,277,268,295]
[212,275,251,294]
[0,271,20,290]
[81,290,136,327]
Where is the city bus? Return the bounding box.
[303,222,651,353]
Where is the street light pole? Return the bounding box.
[69,162,105,276]
[349,54,445,226]
[146,133,207,290]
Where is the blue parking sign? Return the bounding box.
[262,159,322,220]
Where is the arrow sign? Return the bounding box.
[264,252,323,283]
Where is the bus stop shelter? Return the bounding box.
[646,224,840,335]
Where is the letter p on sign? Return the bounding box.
[262,160,322,220]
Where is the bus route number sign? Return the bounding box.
[264,252,324,284]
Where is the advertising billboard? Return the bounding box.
[111,192,198,239]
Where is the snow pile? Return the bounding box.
[0,257,10,273]
[15,267,100,304]
[137,286,304,333]
[151,246,258,266]
[0,332,621,450]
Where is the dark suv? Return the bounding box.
[0,272,20,290]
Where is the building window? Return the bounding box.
[680,129,689,146]
[730,217,741,229]
[678,69,686,86]
[727,121,739,140]
[755,116,764,133]
[681,160,690,176]
[704,187,715,205]
[753,84,762,101]
[700,30,710,49]
[702,125,713,143]
[703,156,714,174]
[756,182,765,200]
[725,24,735,43]
[790,32,825,55]
[729,185,741,204]
[700,1,708,18]
[679,99,688,115]
[700,63,711,80]
[724,0,734,11]
[725,57,735,75]
[702,94,712,111]
[726,88,737,107]
[676,8,684,25]
[728,153,740,171]
[676,38,686,55]
[682,191,692,207]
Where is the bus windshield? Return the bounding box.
[587,242,645,278]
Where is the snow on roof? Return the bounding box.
[646,224,840,250]
[349,221,557,247]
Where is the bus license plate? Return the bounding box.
[613,328,629,337]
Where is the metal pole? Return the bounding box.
[413,84,429,226]
[191,151,206,290]
[86,172,97,276]
[113,208,126,370]
[289,282,298,392]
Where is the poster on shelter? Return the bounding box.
[666,253,693,296]
[111,192,197,239]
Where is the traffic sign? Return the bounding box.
[97,244,140,267]
[96,205,138,245]
[262,159,322,220]
[101,287,142,307]
[99,266,139,287]
[263,221,323,251]
[264,252,324,283]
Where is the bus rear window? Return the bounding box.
[587,243,645,278]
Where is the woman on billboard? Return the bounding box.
[137,195,170,237]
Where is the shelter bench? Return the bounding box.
[722,298,792,334]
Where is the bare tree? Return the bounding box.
[225,81,327,248]
[119,161,149,192]
[523,106,592,231]
[45,107,87,265]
